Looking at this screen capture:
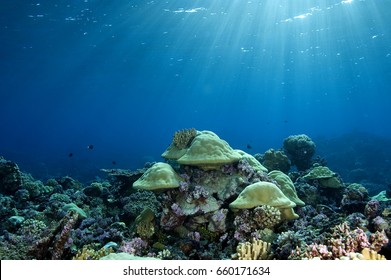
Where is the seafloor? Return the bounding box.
[0,129,390,260]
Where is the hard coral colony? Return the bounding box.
[0,130,390,260]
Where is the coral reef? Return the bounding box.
[0,129,390,260]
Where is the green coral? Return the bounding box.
[303,166,343,188]
[17,219,47,236]
[133,162,182,190]
[229,181,299,220]
[268,170,305,206]
[199,225,220,241]
[22,174,54,198]
[303,166,335,179]
[49,193,71,204]
[177,132,242,170]
[62,203,87,219]
[372,191,391,202]
[73,246,114,260]
[261,149,291,173]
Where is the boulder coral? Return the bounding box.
[177,132,242,170]
[0,157,22,194]
[283,134,316,171]
[303,166,343,188]
[133,162,182,190]
[260,149,291,173]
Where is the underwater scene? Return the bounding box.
[1,0,391,260]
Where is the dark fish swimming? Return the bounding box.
[246,144,252,149]
[87,144,94,150]
[112,161,116,165]
[68,153,73,157]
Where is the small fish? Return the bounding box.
[283,120,288,123]
[246,144,252,149]
[68,153,73,157]
[112,161,116,165]
[87,144,94,150]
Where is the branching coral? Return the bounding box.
[234,238,272,260]
[253,205,282,229]
[119,237,149,256]
[300,222,388,259]
[173,128,197,149]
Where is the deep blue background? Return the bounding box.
[1,0,391,182]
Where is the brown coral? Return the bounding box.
[173,128,197,149]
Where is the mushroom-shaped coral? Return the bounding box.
[303,166,343,188]
[283,134,316,171]
[229,181,299,220]
[133,162,182,190]
[177,132,241,170]
[268,170,305,206]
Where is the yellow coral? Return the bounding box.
[359,248,386,260]
[229,181,299,220]
[268,170,305,206]
[177,132,242,170]
[133,162,182,190]
[234,239,272,260]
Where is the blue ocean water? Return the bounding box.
[1,0,391,182]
